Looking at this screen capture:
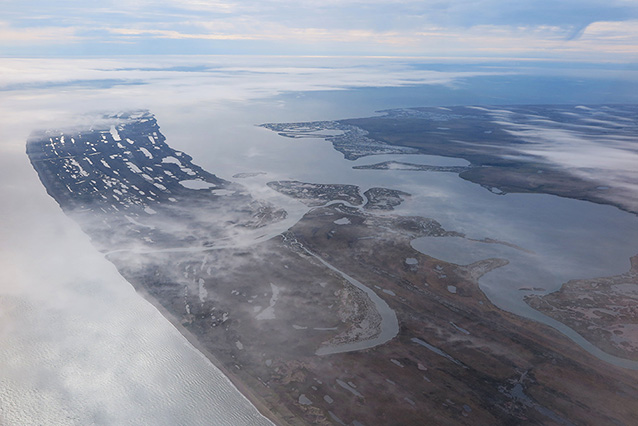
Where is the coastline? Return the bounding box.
[130,282,298,426]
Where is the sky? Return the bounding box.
[1,0,638,60]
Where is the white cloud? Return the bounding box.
[1,2,637,59]
[0,21,77,42]
[487,106,638,211]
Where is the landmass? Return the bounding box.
[266,181,410,211]
[27,111,638,425]
[262,105,638,215]
[266,181,364,207]
[362,187,411,211]
[526,256,638,361]
[27,111,286,252]
[260,121,418,160]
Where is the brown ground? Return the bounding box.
[111,203,638,426]
[342,108,638,215]
[527,256,638,361]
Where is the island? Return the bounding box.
[27,110,638,425]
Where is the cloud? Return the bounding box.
[1,1,638,59]
[0,21,77,42]
[108,27,257,40]
[485,105,638,212]
[581,20,638,45]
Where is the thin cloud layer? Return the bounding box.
[1,0,637,59]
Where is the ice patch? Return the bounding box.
[180,180,214,190]
[198,278,208,303]
[255,283,280,320]
[68,158,89,177]
[124,215,154,229]
[390,358,404,367]
[450,321,470,335]
[144,206,157,215]
[212,189,234,196]
[162,156,182,166]
[411,337,464,366]
[298,394,312,406]
[329,412,346,425]
[336,379,363,397]
[139,147,153,159]
[109,125,121,141]
[125,161,142,174]
[333,217,351,225]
